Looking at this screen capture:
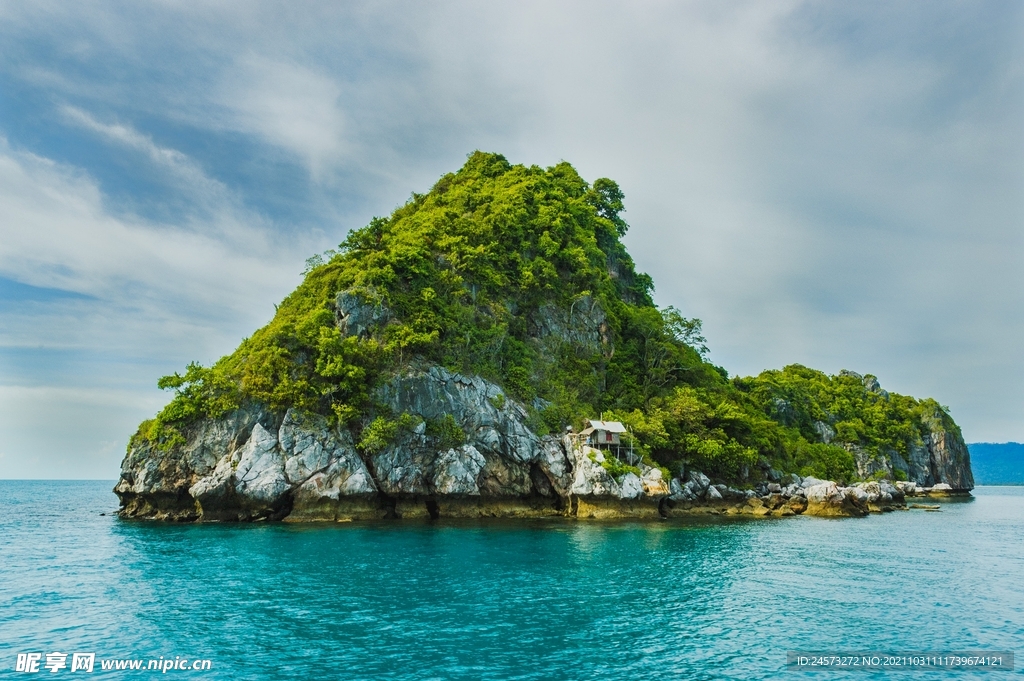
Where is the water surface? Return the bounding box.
[1,482,1021,679]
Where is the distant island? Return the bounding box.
[968,443,1024,485]
[114,152,973,522]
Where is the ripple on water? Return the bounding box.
[1,482,1022,680]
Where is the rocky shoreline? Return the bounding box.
[115,365,973,523]
[660,473,967,520]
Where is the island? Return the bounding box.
[114,152,973,521]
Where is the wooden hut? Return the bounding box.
[580,420,627,447]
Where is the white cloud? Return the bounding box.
[0,135,313,379]
[1,143,277,300]
[61,105,233,206]
[218,55,348,179]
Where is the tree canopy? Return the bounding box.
[139,152,956,485]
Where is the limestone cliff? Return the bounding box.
[845,388,974,491]
[114,363,965,521]
[116,365,670,521]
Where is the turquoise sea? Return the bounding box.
[1,481,1021,680]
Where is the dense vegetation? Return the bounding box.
[138,152,957,485]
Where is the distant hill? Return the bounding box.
[968,443,1024,485]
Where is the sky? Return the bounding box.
[0,1,1021,479]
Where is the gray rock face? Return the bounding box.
[861,374,890,399]
[812,420,836,444]
[619,473,643,499]
[336,289,390,338]
[852,445,892,481]
[568,439,620,497]
[433,445,488,495]
[187,412,377,521]
[768,397,797,426]
[837,377,973,491]
[687,470,711,495]
[925,421,974,490]
[115,364,676,521]
[881,406,974,490]
[369,365,578,501]
[114,361,972,521]
[669,477,684,496]
[528,296,609,353]
[114,402,273,519]
[189,422,288,517]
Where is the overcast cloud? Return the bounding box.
[0,1,1020,478]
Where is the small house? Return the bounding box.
[580,420,627,447]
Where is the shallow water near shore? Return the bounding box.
[1,481,1022,679]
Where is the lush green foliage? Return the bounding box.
[589,450,642,482]
[357,413,424,454]
[138,152,953,485]
[734,364,958,483]
[426,414,467,451]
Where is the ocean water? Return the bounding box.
[1,482,1022,680]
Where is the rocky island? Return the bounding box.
[115,152,973,521]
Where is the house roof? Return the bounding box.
[586,419,627,433]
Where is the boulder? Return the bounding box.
[804,481,867,518]
[619,473,643,499]
[687,470,711,495]
[670,477,685,496]
[800,476,829,489]
[895,481,918,495]
[721,486,747,501]
[641,468,670,496]
[926,482,956,497]
[786,496,808,514]
[568,444,620,497]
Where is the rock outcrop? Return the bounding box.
[817,374,975,492]
[115,371,971,521]
[116,365,667,521]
